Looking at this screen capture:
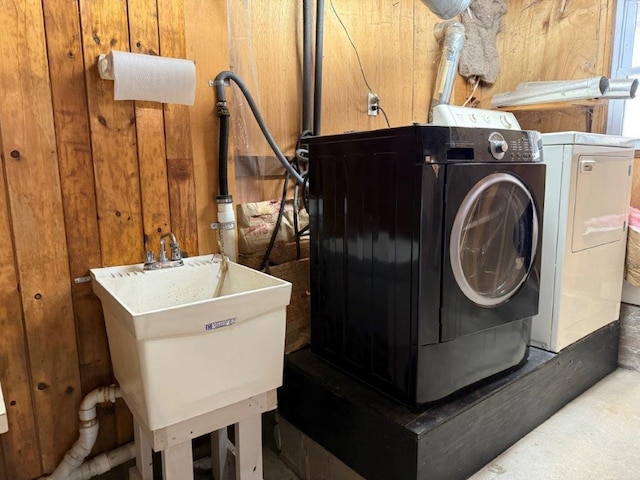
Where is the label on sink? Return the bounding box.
[205,318,236,331]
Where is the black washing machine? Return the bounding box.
[307,125,545,406]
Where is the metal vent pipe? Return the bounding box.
[419,0,470,19]
[429,21,466,122]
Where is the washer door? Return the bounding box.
[450,172,539,307]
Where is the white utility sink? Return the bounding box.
[90,254,292,431]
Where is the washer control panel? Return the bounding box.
[433,126,542,163]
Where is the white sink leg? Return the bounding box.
[161,440,194,480]
[133,419,153,480]
[235,414,263,480]
[211,428,229,480]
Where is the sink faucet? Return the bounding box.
[143,232,184,270]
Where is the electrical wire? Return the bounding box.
[378,106,391,128]
[330,0,393,127]
[462,76,480,107]
[329,0,374,93]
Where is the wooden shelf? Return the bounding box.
[493,98,608,112]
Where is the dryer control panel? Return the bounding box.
[431,105,521,130]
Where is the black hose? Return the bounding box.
[313,0,325,135]
[216,106,230,198]
[213,71,305,186]
[303,0,313,133]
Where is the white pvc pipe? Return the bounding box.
[42,385,122,480]
[217,201,238,262]
[68,442,136,480]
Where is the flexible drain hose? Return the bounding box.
[213,71,305,188]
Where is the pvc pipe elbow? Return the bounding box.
[79,385,121,422]
[46,422,98,479]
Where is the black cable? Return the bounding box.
[260,172,291,272]
[302,173,310,213]
[378,106,391,128]
[262,135,309,271]
[293,177,301,260]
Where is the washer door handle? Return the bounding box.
[580,159,596,173]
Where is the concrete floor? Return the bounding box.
[470,368,640,480]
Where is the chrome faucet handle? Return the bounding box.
[144,251,156,264]
[170,244,182,261]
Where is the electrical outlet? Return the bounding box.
[367,93,379,116]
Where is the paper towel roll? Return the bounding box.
[104,50,196,105]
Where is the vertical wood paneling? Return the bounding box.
[413,0,441,122]
[480,0,612,133]
[127,0,172,253]
[158,0,199,256]
[322,0,431,133]
[0,444,6,480]
[165,157,199,256]
[79,0,142,445]
[79,0,144,267]
[0,139,41,480]
[0,0,82,472]
[185,0,230,255]
[41,0,117,455]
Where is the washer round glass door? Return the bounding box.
[450,172,539,307]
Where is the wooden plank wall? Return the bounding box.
[227,0,616,206]
[477,0,616,133]
[0,0,229,477]
[0,0,616,476]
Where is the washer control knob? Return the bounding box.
[489,132,508,159]
[500,114,513,128]
[493,140,508,153]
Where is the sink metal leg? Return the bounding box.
[161,440,194,480]
[234,414,263,480]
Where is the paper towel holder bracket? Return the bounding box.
[97,54,114,80]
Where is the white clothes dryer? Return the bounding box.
[531,132,634,352]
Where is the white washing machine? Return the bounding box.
[531,132,634,352]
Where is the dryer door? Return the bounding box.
[450,172,538,307]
